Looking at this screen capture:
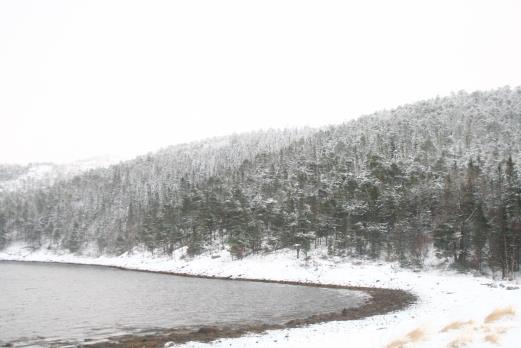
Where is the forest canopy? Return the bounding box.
[1,87,520,279]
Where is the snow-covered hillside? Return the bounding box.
[0,246,519,348]
[1,88,521,347]
[2,87,521,279]
[0,156,125,192]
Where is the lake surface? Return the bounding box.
[0,261,365,347]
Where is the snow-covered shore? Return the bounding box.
[1,245,520,348]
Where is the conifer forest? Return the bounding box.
[1,87,521,279]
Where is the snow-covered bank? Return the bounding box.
[1,245,520,348]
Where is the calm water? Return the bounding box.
[0,261,364,347]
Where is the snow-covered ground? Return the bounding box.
[0,245,520,348]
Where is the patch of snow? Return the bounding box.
[0,245,519,347]
[0,156,125,192]
[60,155,127,173]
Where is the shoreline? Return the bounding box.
[2,246,520,347]
[1,259,416,347]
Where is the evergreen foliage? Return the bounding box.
[1,87,521,278]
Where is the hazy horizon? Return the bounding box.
[2,86,518,166]
[2,0,521,164]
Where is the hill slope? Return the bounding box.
[0,156,124,192]
[1,87,520,277]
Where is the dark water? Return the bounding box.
[0,261,365,347]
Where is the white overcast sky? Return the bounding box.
[1,0,521,164]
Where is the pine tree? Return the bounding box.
[471,203,489,271]
[0,211,7,248]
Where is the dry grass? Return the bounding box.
[386,307,516,348]
[484,307,516,323]
[440,320,473,333]
[386,328,425,348]
[447,335,472,348]
[484,334,500,345]
[406,328,425,342]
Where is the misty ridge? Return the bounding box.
[1,86,521,279]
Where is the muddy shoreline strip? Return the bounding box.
[88,287,416,348]
[1,260,417,348]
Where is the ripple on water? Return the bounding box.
[0,261,367,346]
